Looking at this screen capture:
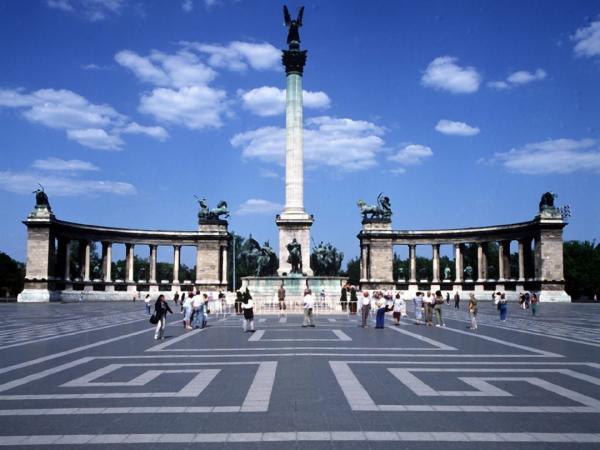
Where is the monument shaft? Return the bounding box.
[284,73,304,214]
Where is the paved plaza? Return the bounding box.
[0,301,599,449]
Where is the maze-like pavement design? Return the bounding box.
[0,301,599,449]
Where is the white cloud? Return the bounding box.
[572,19,600,58]
[259,169,279,178]
[488,68,547,90]
[237,198,282,216]
[182,0,193,13]
[491,138,600,174]
[119,122,169,141]
[182,41,281,72]
[231,116,385,171]
[81,63,112,71]
[32,158,99,172]
[421,56,481,94]
[435,119,480,136]
[388,144,433,167]
[239,86,330,116]
[0,170,136,196]
[115,50,216,88]
[139,86,227,129]
[47,0,124,22]
[0,87,169,149]
[67,128,124,150]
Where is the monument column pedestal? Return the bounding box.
[276,215,313,276]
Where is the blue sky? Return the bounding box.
[1,0,599,266]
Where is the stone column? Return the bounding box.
[360,244,369,280]
[431,244,440,283]
[518,240,526,282]
[172,245,181,285]
[149,244,157,283]
[498,241,511,281]
[63,239,71,281]
[102,242,112,282]
[409,244,417,283]
[454,244,464,283]
[221,246,228,285]
[477,243,487,281]
[125,243,135,283]
[83,240,91,282]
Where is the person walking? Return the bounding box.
[182,292,193,329]
[349,286,358,315]
[360,291,372,328]
[144,294,152,314]
[153,294,173,340]
[468,293,478,330]
[433,290,445,327]
[413,291,423,325]
[340,283,348,312]
[423,291,434,326]
[531,293,539,316]
[278,284,286,313]
[180,292,186,312]
[454,291,460,309]
[235,290,243,315]
[392,292,406,326]
[191,293,205,329]
[173,291,180,308]
[201,293,209,328]
[498,292,508,321]
[302,289,315,327]
[374,293,389,329]
[241,288,255,332]
[445,292,450,305]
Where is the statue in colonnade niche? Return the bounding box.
[443,266,452,280]
[464,265,474,280]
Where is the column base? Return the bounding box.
[276,215,313,277]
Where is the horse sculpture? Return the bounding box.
[196,197,230,221]
[357,193,392,220]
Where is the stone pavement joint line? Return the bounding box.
[0,432,600,445]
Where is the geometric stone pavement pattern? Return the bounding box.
[0,301,599,449]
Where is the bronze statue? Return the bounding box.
[357,193,392,220]
[283,5,304,48]
[240,237,277,277]
[539,192,557,211]
[443,266,451,280]
[32,184,51,210]
[196,196,230,221]
[464,265,474,279]
[311,241,344,276]
[287,238,302,274]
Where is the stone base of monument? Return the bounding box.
[17,289,61,303]
[241,275,347,314]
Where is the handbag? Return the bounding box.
[149,313,159,325]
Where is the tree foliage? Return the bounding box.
[0,252,25,296]
[564,240,600,300]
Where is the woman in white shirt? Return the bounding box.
[360,291,372,328]
[392,292,406,326]
[302,289,315,327]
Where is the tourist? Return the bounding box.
[180,292,186,312]
[374,293,388,329]
[192,293,205,329]
[433,290,445,327]
[340,283,348,312]
[524,292,531,309]
[360,291,372,328]
[349,286,358,315]
[144,294,152,314]
[302,289,315,327]
[173,291,180,307]
[392,292,406,326]
[132,291,139,303]
[468,293,478,330]
[201,293,209,328]
[183,292,193,329]
[445,292,450,305]
[153,294,173,340]
[413,291,423,325]
[218,290,226,314]
[235,290,243,315]
[423,291,434,326]
[454,291,460,309]
[278,284,286,312]
[498,292,508,321]
[531,293,539,316]
[241,288,255,332]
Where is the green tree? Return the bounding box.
[0,252,25,296]
[564,240,600,300]
[342,257,360,286]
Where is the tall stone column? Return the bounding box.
[172,245,181,285]
[360,244,369,280]
[102,242,112,282]
[477,243,487,281]
[454,244,463,283]
[518,240,526,282]
[409,244,417,283]
[221,246,228,286]
[83,240,91,282]
[276,31,313,276]
[63,239,71,281]
[149,244,157,284]
[498,241,511,281]
[431,244,440,283]
[125,243,135,283]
